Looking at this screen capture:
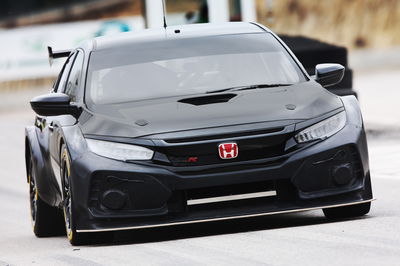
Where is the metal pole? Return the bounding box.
[207,0,229,23]
[240,0,257,22]
[145,0,165,28]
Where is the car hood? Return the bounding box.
[80,81,343,138]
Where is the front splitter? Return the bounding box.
[77,198,375,233]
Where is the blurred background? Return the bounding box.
[0,2,400,263]
[0,0,399,136]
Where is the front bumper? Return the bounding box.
[69,118,373,232]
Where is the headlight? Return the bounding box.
[295,111,346,143]
[86,139,154,161]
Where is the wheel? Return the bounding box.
[61,145,113,245]
[61,144,89,245]
[323,173,372,219]
[323,202,371,219]
[28,156,64,237]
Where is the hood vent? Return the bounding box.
[178,93,237,106]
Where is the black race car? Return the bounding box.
[26,22,373,245]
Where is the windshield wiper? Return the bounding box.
[206,84,293,94]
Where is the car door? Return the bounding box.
[49,50,85,195]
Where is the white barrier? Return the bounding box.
[0,17,145,82]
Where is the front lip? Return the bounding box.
[76,199,375,233]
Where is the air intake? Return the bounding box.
[178,93,237,106]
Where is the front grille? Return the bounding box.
[173,157,287,176]
[155,130,293,167]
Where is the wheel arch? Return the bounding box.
[25,126,60,207]
[25,135,32,183]
[25,126,40,183]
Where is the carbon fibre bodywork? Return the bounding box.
[25,22,373,235]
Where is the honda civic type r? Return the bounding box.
[25,22,373,245]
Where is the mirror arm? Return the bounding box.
[69,104,83,119]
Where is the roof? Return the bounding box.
[91,22,268,51]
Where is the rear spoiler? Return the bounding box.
[47,46,72,66]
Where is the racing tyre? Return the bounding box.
[323,202,371,219]
[323,174,372,219]
[29,156,65,237]
[61,145,113,245]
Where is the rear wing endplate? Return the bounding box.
[47,46,72,66]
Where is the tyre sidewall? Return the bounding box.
[60,144,80,244]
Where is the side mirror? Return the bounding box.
[30,93,80,117]
[314,63,345,87]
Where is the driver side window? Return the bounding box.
[64,51,84,103]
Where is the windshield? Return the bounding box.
[86,32,306,106]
